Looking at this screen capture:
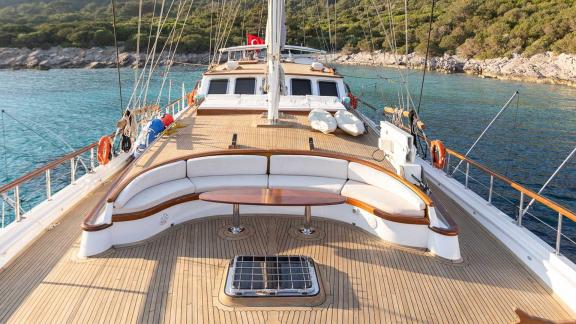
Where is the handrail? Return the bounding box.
[444,147,576,223]
[0,133,114,194]
[0,94,190,229]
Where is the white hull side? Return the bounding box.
[0,153,130,269]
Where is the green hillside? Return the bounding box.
[0,0,574,58]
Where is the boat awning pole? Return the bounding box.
[452,91,519,175]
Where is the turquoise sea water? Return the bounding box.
[0,66,575,257]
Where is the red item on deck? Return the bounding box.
[161,114,174,127]
[247,33,265,45]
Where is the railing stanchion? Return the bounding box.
[90,147,95,172]
[445,154,451,174]
[14,186,20,222]
[46,169,51,201]
[70,158,76,184]
[488,175,494,203]
[518,192,524,226]
[556,212,563,255]
[465,162,470,188]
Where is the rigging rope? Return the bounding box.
[111,0,124,115]
[2,110,88,175]
[404,0,409,58]
[143,0,172,105]
[504,93,521,177]
[416,0,436,114]
[208,0,214,61]
[128,0,180,110]
[135,0,144,89]
[368,0,417,114]
[1,111,7,181]
[156,0,196,105]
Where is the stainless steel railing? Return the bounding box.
[0,94,190,228]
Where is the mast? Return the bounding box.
[265,0,286,122]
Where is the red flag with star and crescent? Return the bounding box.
[247,33,265,46]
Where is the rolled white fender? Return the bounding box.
[335,110,365,136]
[308,109,337,134]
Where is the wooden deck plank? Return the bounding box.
[124,109,393,180]
[0,115,573,323]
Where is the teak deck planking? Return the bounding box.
[0,110,573,323]
[125,109,393,179]
[0,177,572,323]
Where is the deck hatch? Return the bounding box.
[224,256,319,297]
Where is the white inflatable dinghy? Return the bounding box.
[335,110,365,136]
[308,109,337,134]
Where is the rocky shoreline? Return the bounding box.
[1,46,575,87]
[0,47,208,70]
[330,51,576,88]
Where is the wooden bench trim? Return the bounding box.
[112,193,201,223]
[345,197,430,225]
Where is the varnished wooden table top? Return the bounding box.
[199,188,346,206]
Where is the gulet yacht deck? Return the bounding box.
[0,110,573,323]
[0,177,572,323]
[126,108,392,179]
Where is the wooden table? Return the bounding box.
[199,188,346,235]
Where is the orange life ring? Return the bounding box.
[430,140,447,169]
[97,136,112,165]
[187,89,197,107]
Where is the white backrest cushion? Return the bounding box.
[115,161,186,208]
[187,155,267,177]
[348,162,425,209]
[270,155,348,179]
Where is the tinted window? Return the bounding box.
[208,79,228,94]
[318,81,339,97]
[291,79,312,95]
[234,78,256,94]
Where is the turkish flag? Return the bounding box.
[247,33,265,45]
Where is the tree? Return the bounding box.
[93,29,114,47]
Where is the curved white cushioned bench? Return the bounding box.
[82,151,461,261]
[187,155,268,192]
[268,155,348,194]
[112,154,425,220]
[114,161,194,214]
[343,162,425,217]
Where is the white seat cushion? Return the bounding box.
[115,178,196,214]
[187,155,267,177]
[115,161,187,208]
[268,175,346,194]
[347,162,425,209]
[190,175,268,192]
[341,180,425,218]
[270,155,348,179]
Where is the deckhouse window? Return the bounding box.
[208,79,229,94]
[318,81,339,97]
[234,78,256,95]
[291,79,312,96]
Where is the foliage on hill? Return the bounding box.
[0,0,574,59]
